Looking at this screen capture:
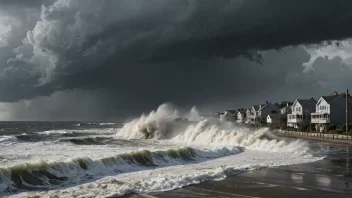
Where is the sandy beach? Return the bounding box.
[121,137,352,198]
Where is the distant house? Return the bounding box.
[279,103,293,116]
[247,102,280,124]
[311,92,352,132]
[257,102,280,123]
[267,113,279,124]
[223,110,237,121]
[245,108,252,123]
[214,112,223,117]
[287,98,317,129]
[236,109,247,123]
[249,104,262,123]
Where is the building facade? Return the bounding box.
[311,92,352,132]
[287,98,316,129]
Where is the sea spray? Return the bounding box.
[118,104,311,155]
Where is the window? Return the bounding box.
[295,107,301,112]
[319,106,328,111]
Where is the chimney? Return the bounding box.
[265,101,268,104]
[287,103,289,107]
[333,91,338,96]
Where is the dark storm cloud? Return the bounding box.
[0,0,49,7]
[1,0,352,119]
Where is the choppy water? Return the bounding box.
[0,105,325,198]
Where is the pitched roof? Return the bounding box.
[321,93,351,104]
[279,105,291,110]
[237,109,247,113]
[297,99,309,105]
[296,98,317,107]
[252,104,264,111]
[259,103,279,111]
[252,105,259,110]
[225,110,237,113]
[277,101,293,108]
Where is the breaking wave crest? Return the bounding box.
[0,146,241,193]
[0,136,18,143]
[118,104,311,155]
[59,137,108,145]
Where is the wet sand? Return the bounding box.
[121,138,352,198]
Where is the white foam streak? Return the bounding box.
[37,130,70,135]
[0,136,18,143]
[99,122,116,126]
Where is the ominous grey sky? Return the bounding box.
[1,0,352,120]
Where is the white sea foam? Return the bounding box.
[37,128,117,136]
[0,136,18,143]
[118,104,311,155]
[12,150,322,198]
[37,130,71,135]
[0,146,243,195]
[99,122,116,126]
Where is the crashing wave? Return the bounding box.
[119,104,191,139]
[0,146,241,194]
[0,136,18,143]
[117,104,310,155]
[59,137,109,145]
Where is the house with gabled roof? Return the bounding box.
[223,110,237,121]
[267,113,279,124]
[287,98,317,129]
[279,103,293,116]
[311,92,352,132]
[247,102,280,124]
[236,108,247,123]
[245,108,252,123]
[249,104,263,123]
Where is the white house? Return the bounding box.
[311,92,352,132]
[287,98,317,129]
[247,102,280,124]
[236,109,247,123]
[245,108,252,123]
[279,103,293,116]
[267,113,279,124]
[249,104,262,123]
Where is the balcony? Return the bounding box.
[311,113,330,124]
[287,114,303,123]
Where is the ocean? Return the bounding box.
[0,104,325,198]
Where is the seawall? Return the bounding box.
[274,130,352,144]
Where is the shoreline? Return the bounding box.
[122,139,352,198]
[273,131,352,145]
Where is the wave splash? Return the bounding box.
[0,136,18,144]
[0,146,241,194]
[118,104,310,155]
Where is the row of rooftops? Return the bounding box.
[218,91,351,116]
[223,101,292,114]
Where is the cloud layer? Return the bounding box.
[1,0,352,120]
